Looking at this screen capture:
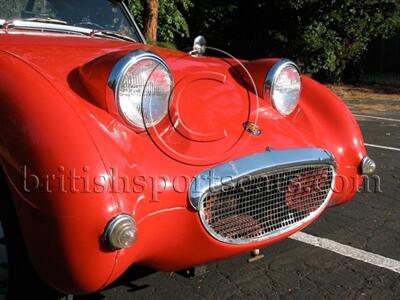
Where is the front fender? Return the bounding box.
[0,50,121,294]
[296,76,367,204]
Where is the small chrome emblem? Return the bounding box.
[244,122,261,136]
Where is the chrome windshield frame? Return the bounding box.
[0,1,145,44]
[121,1,146,44]
[1,19,93,35]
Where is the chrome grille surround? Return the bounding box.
[190,149,336,244]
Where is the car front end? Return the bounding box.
[0,0,375,296]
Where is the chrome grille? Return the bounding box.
[199,164,334,244]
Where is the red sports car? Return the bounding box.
[0,0,376,298]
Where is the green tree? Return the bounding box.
[184,0,400,83]
[126,0,192,44]
[0,0,28,19]
[279,0,400,82]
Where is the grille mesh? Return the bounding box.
[200,165,334,243]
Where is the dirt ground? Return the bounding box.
[329,84,400,113]
[328,84,400,101]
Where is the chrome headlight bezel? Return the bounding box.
[264,59,302,116]
[108,50,173,129]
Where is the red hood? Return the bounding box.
[0,33,137,77]
[0,33,279,164]
[0,32,260,86]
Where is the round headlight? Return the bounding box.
[265,60,302,116]
[109,50,173,129]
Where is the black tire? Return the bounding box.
[0,170,72,300]
[0,218,7,300]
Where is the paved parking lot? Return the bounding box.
[78,97,400,300]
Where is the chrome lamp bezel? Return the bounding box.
[264,59,302,116]
[108,49,173,129]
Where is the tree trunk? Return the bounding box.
[144,0,159,42]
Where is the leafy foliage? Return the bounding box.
[279,0,400,81]
[0,0,28,19]
[126,0,192,43]
[181,0,400,82]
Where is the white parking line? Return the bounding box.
[290,232,400,274]
[365,143,400,152]
[354,114,400,123]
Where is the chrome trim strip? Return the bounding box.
[1,20,93,35]
[190,148,336,245]
[189,148,335,211]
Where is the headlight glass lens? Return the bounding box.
[118,58,172,128]
[269,63,301,116]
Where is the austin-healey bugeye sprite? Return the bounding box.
[0,0,376,298]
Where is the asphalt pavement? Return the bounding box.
[78,97,400,300]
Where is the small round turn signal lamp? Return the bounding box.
[104,214,137,250]
[361,156,376,175]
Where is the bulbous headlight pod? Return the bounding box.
[109,50,173,129]
[265,59,302,116]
